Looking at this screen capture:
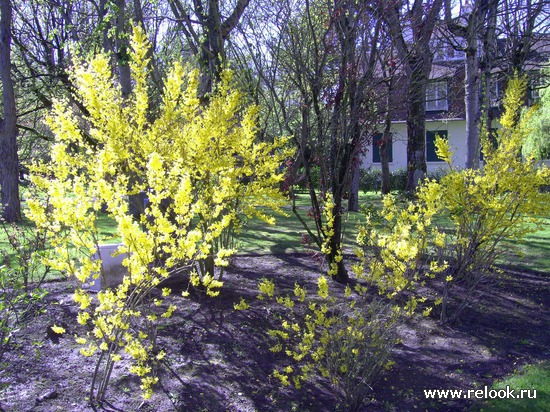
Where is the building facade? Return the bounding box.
[362,35,549,173]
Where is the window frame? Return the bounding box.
[489,79,501,108]
[530,76,544,102]
[426,80,449,112]
[426,130,448,162]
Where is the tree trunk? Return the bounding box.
[197,0,250,97]
[328,94,349,282]
[444,0,500,169]
[380,130,392,195]
[114,0,131,98]
[328,190,349,283]
[381,84,393,194]
[463,7,482,170]
[167,0,249,97]
[464,46,481,169]
[347,162,360,212]
[406,62,428,192]
[198,15,223,97]
[480,0,498,148]
[0,0,21,222]
[378,0,442,192]
[133,0,164,90]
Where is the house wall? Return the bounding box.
[363,119,468,172]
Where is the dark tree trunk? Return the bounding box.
[465,45,481,169]
[328,91,349,283]
[328,187,349,283]
[114,0,131,98]
[378,0,442,192]
[444,0,501,169]
[198,0,226,96]
[380,77,393,195]
[167,0,250,97]
[380,129,392,195]
[479,1,498,147]
[347,162,360,212]
[406,62,428,191]
[0,0,21,222]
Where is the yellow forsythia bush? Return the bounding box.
[426,75,550,322]
[259,75,548,412]
[27,27,292,400]
[258,276,400,410]
[356,74,549,323]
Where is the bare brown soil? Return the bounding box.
[0,253,548,411]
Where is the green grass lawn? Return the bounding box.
[238,191,375,254]
[503,217,550,273]
[472,361,549,411]
[2,191,548,274]
[90,191,378,255]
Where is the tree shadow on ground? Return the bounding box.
[1,254,547,411]
[368,265,549,411]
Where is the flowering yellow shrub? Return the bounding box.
[27,27,292,400]
[259,276,400,409]
[426,75,550,321]
[355,74,549,322]
[261,74,548,410]
[354,186,447,312]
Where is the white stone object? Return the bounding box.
[87,244,128,292]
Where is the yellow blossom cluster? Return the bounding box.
[256,77,548,410]
[319,193,344,277]
[354,187,446,309]
[260,275,399,400]
[27,27,293,400]
[354,74,549,321]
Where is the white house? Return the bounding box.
[362,35,549,173]
[365,118,471,172]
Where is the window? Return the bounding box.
[426,81,448,111]
[432,39,462,61]
[426,130,448,162]
[372,133,393,163]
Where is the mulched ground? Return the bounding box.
[0,253,548,411]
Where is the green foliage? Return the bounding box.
[359,169,407,192]
[524,74,550,160]
[294,165,321,191]
[1,267,24,364]
[0,212,51,369]
[1,212,54,288]
[27,27,292,401]
[391,169,409,192]
[473,361,549,412]
[359,169,382,193]
[0,266,47,361]
[359,168,447,193]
